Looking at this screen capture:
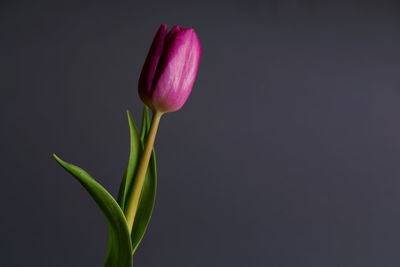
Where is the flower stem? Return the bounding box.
[125,110,162,232]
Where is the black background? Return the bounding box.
[2,1,400,266]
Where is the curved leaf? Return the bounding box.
[131,106,157,254]
[53,154,133,267]
[117,110,141,212]
[116,106,158,255]
[131,149,157,254]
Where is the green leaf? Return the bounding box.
[140,106,150,142]
[52,154,132,267]
[116,106,157,255]
[117,110,142,212]
[131,106,157,254]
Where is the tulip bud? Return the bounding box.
[138,24,201,113]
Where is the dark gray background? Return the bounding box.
[2,0,400,266]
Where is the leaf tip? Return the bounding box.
[52,154,65,166]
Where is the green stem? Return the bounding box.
[125,110,162,232]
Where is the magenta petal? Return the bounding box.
[151,28,201,112]
[138,24,168,108]
[165,25,181,43]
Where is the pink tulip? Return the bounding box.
[138,24,201,113]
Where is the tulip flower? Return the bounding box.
[53,23,201,267]
[125,24,201,232]
[138,24,201,113]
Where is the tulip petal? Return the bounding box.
[151,27,201,112]
[138,24,168,109]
